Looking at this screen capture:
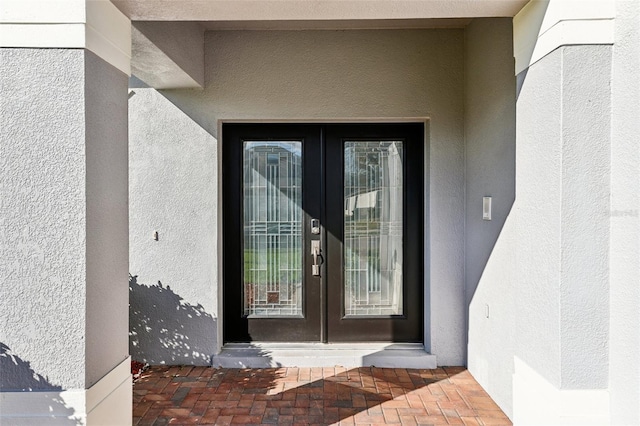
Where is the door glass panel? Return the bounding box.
[243,142,303,317]
[344,141,403,316]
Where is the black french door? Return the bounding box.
[223,123,423,343]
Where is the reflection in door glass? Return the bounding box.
[243,142,303,317]
[344,141,403,316]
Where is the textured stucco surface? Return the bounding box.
[464,18,516,416]
[85,50,130,387]
[467,36,614,418]
[468,41,614,420]
[132,21,204,88]
[0,48,129,391]
[130,29,466,365]
[128,88,218,365]
[513,48,564,392]
[559,45,610,389]
[0,49,87,390]
[609,0,640,422]
[514,45,611,392]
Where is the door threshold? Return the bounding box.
[211,342,437,369]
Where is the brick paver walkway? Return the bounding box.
[133,366,512,425]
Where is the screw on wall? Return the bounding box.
[153,231,159,241]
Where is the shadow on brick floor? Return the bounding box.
[133,365,511,425]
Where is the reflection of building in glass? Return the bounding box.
[344,141,403,316]
[243,142,303,317]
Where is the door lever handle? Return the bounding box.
[311,240,322,276]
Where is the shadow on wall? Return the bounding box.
[129,274,217,365]
[0,343,81,424]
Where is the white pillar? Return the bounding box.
[0,1,132,424]
[510,1,618,424]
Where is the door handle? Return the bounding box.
[311,240,323,276]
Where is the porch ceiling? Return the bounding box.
[121,0,529,90]
[112,0,529,22]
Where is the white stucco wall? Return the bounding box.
[128,86,218,365]
[129,28,466,365]
[609,0,640,423]
[464,18,517,416]
[488,45,611,424]
[85,50,130,388]
[512,45,613,424]
[0,48,129,391]
[559,45,611,390]
[132,21,204,88]
[514,46,564,390]
[467,10,617,424]
[468,3,640,423]
[1,48,88,390]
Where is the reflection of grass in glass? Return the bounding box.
[243,249,302,284]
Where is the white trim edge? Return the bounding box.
[514,0,616,75]
[85,0,131,75]
[0,1,86,24]
[0,1,130,75]
[85,355,132,416]
[515,18,614,74]
[0,356,132,425]
[0,23,86,48]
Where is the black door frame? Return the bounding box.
[325,123,424,342]
[223,124,323,342]
[222,122,424,343]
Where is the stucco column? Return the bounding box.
[0,1,132,424]
[464,1,639,423]
[508,0,619,424]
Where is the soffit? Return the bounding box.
[198,18,473,31]
[112,0,530,22]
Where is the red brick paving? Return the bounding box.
[133,366,511,425]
